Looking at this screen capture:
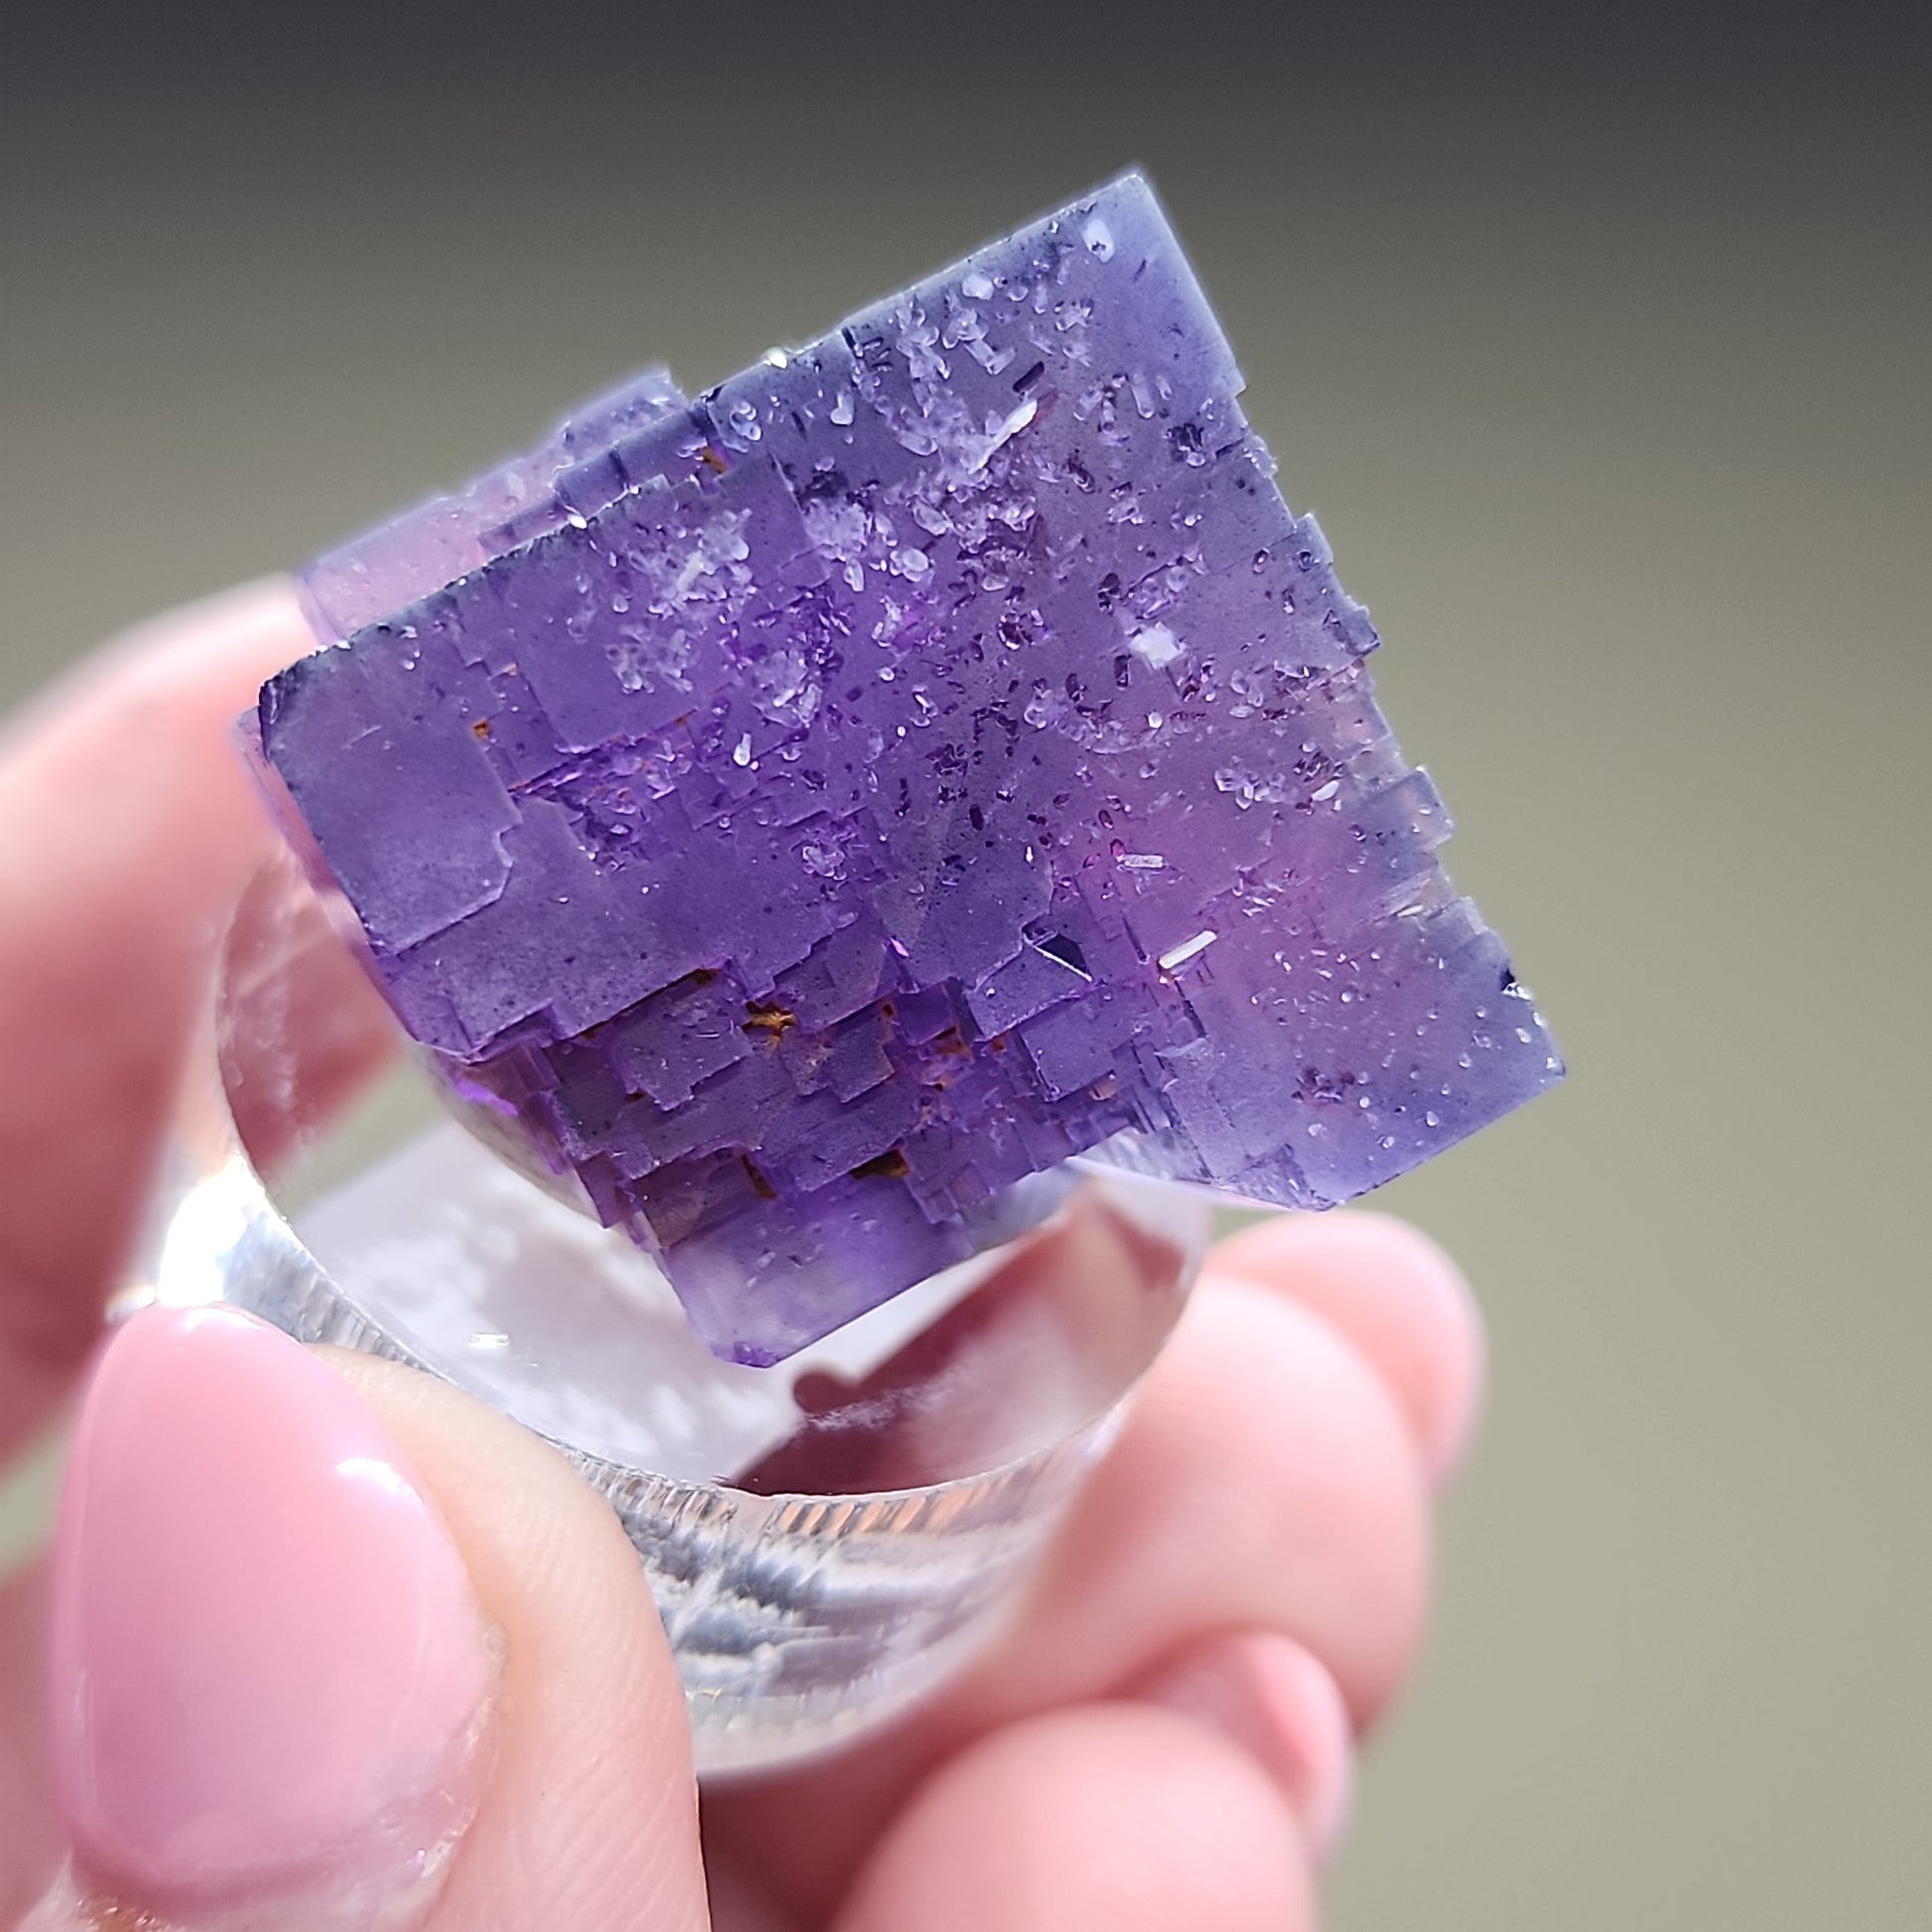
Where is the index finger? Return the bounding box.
[0,582,318,1454]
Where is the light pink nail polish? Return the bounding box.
[49,1305,492,1917]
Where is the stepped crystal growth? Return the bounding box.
[257,174,1562,1364]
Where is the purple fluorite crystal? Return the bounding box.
[257,174,1561,1364]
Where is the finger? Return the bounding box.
[1130,1630,1355,1864]
[23,1306,708,1932]
[1211,1210,1486,1482]
[979,1273,1432,1726]
[831,1705,1314,1932]
[0,1568,58,1925]
[707,1269,1430,1918]
[336,1348,711,1932]
[0,581,325,1455]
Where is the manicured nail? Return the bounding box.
[1135,1631,1355,1861]
[46,1305,493,1923]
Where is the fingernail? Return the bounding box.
[46,1305,493,1924]
[1135,1631,1355,1861]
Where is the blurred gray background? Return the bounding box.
[4,4,1927,1925]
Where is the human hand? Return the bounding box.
[0,583,1484,1930]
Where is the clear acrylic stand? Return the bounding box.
[126,849,1210,1776]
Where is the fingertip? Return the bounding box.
[1,577,308,755]
[1,1564,60,1925]
[1212,1209,1486,1483]
[0,577,324,1456]
[833,1704,1314,1932]
[1131,1629,1355,1862]
[994,1278,1432,1729]
[322,1352,711,1932]
[45,1307,492,1922]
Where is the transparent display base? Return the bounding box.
[127,852,1212,1776]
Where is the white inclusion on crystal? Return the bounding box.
[1158,929,1219,973]
[830,390,856,425]
[1081,215,1116,261]
[1129,622,1182,670]
[470,1330,512,1349]
[1120,853,1166,871]
[733,733,754,766]
[1311,778,1341,802]
[761,345,790,368]
[967,395,1038,474]
[962,270,995,299]
[1033,934,1093,978]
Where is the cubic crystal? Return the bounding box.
[257,174,1562,1363]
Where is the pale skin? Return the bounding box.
[0,583,1485,1930]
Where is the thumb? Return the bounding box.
[24,1305,709,1932]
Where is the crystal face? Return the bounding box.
[256,173,1562,1364]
